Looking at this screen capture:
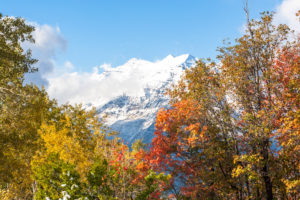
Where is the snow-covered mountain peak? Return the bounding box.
[122,57,151,68]
[47,54,197,144]
[164,54,174,59]
[95,54,197,144]
[159,54,195,69]
[183,54,196,64]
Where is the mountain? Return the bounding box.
[47,54,197,144]
[96,54,197,145]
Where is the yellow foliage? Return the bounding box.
[0,189,10,200]
[282,179,300,194]
[36,110,98,179]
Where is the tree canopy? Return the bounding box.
[147,12,299,200]
[0,9,299,200]
[0,13,169,199]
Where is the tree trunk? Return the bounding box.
[262,140,273,200]
[262,167,273,200]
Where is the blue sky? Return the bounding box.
[2,0,284,72]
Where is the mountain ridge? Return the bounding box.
[96,54,197,144]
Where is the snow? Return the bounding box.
[59,191,70,200]
[47,54,197,144]
[96,54,197,144]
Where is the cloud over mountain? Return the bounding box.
[47,54,195,107]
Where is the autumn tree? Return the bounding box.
[148,12,299,200]
[0,15,169,197]
[268,40,299,198]
[32,105,170,199]
[0,13,57,199]
[147,60,241,199]
[219,11,299,200]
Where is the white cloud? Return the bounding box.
[47,62,146,107]
[64,61,74,70]
[238,0,300,35]
[99,63,113,72]
[29,23,66,56]
[23,23,67,87]
[46,54,194,107]
[274,0,300,33]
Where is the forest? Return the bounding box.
[0,9,299,200]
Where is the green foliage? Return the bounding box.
[131,139,146,152]
[136,170,170,200]
[32,153,86,200]
[0,13,37,98]
[87,159,114,198]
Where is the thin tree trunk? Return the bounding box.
[261,140,273,200]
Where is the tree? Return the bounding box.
[147,61,240,199]
[148,12,299,200]
[34,105,170,200]
[219,11,298,200]
[0,13,56,199]
[0,13,37,99]
[270,42,299,198]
